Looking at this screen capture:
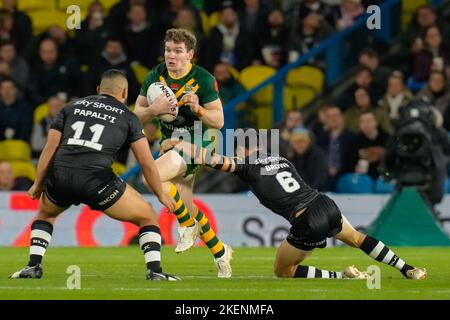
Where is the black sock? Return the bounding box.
[139,225,162,272]
[294,265,343,279]
[360,235,413,277]
[28,220,53,266]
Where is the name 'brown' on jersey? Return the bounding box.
[50,94,145,170]
[234,153,320,222]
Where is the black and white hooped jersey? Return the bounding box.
[50,94,145,170]
[234,153,320,221]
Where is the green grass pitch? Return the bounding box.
[0,246,449,300]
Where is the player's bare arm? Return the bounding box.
[183,95,224,129]
[162,140,236,173]
[29,129,62,199]
[134,93,177,123]
[131,137,176,212]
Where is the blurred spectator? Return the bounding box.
[287,127,328,190]
[31,95,65,155]
[28,38,81,105]
[0,78,32,141]
[0,161,32,191]
[1,0,32,52]
[0,8,29,55]
[317,105,358,190]
[256,8,289,68]
[238,0,268,36]
[214,62,245,104]
[378,71,413,122]
[417,70,450,116]
[413,26,450,82]
[335,0,364,31]
[121,1,162,68]
[345,87,391,133]
[297,0,336,29]
[354,111,389,179]
[402,5,439,56]
[213,62,247,126]
[279,109,304,156]
[173,8,204,56]
[358,49,392,91]
[160,0,201,32]
[46,25,76,63]
[335,66,382,111]
[280,110,303,142]
[74,1,111,66]
[0,40,28,91]
[310,104,329,142]
[85,38,139,103]
[203,4,256,71]
[288,12,333,67]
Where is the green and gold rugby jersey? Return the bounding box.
[139,62,220,146]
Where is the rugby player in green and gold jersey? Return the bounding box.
[134,29,232,278]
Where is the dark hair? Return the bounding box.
[356,66,374,77]
[360,48,379,59]
[0,40,14,48]
[101,69,127,81]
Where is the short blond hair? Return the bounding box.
[164,28,197,52]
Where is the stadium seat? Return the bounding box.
[240,66,276,129]
[336,173,374,193]
[208,11,221,33]
[284,66,324,110]
[112,161,127,176]
[284,87,316,111]
[9,161,36,181]
[199,11,210,35]
[33,103,49,124]
[16,0,54,12]
[0,140,32,161]
[29,10,68,35]
[228,65,240,81]
[285,66,324,92]
[401,0,428,30]
[373,177,396,194]
[131,62,149,84]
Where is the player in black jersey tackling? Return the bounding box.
[160,133,427,280]
[10,70,179,281]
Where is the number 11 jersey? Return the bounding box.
[51,94,145,170]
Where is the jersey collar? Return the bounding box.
[168,63,192,80]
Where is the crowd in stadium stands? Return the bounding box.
[0,0,450,193]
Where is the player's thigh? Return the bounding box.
[334,215,365,248]
[103,184,157,225]
[274,239,313,277]
[173,175,196,213]
[155,150,188,182]
[36,192,68,222]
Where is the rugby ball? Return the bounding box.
[146,82,178,122]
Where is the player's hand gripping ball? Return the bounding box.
[146,82,178,122]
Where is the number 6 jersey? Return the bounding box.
[234,152,320,222]
[50,94,145,170]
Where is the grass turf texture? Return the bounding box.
[0,246,449,300]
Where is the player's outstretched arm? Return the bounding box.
[162,140,236,173]
[131,138,176,212]
[29,129,62,199]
